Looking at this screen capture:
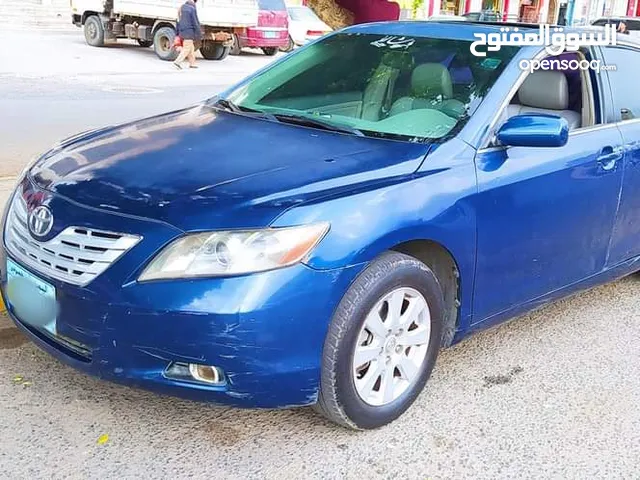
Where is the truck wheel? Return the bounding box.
[153,26,178,61]
[201,42,230,61]
[137,39,153,48]
[230,34,242,55]
[262,47,278,56]
[84,15,105,47]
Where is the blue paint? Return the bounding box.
[496,114,569,148]
[1,22,638,409]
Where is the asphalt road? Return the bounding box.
[0,29,276,177]
[1,30,640,480]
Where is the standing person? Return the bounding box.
[174,0,202,69]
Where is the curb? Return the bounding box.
[0,296,5,314]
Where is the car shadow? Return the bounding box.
[1,273,639,444]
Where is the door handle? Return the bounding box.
[597,146,623,171]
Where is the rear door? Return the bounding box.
[600,44,640,265]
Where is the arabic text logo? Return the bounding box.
[470,24,617,57]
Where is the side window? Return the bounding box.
[602,46,640,121]
[495,49,597,135]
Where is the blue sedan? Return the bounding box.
[2,21,639,429]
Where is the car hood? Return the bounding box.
[30,105,430,231]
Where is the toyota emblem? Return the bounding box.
[28,206,54,238]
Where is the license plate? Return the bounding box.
[264,31,277,38]
[6,259,57,336]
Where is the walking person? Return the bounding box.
[174,0,202,69]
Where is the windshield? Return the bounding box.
[224,33,518,142]
[288,6,321,21]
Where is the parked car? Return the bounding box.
[427,14,468,21]
[232,0,289,55]
[463,10,502,21]
[4,21,640,430]
[281,5,331,52]
[592,16,640,39]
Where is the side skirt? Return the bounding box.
[450,254,640,344]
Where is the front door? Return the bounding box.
[472,126,624,322]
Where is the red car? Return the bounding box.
[232,0,289,56]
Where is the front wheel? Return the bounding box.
[84,15,105,47]
[153,26,178,61]
[262,47,278,56]
[314,252,444,430]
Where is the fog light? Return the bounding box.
[164,362,225,385]
[189,364,222,384]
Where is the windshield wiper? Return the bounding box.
[272,113,365,137]
[212,98,243,113]
[211,98,278,121]
[210,100,363,136]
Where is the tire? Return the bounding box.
[200,41,230,61]
[314,252,444,430]
[262,47,278,56]
[137,39,153,48]
[280,36,295,53]
[230,34,242,55]
[84,15,105,47]
[153,26,178,61]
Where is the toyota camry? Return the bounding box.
[2,21,639,429]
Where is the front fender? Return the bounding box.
[272,138,478,327]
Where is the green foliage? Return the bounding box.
[411,0,425,18]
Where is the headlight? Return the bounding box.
[138,223,329,281]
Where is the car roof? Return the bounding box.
[593,16,638,20]
[341,20,518,39]
[340,20,640,42]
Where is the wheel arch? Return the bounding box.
[81,11,100,24]
[390,240,461,348]
[152,20,176,36]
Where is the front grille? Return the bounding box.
[4,189,141,287]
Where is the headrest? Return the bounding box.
[517,70,570,110]
[411,63,453,98]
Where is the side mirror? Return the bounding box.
[496,114,569,148]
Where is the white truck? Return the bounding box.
[70,0,259,61]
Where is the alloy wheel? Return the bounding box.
[352,287,431,407]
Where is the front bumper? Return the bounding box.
[1,181,364,408]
